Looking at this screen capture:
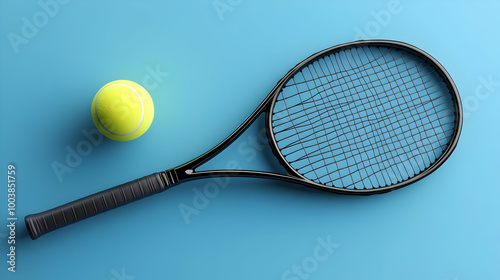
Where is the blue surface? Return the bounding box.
[1,1,499,279]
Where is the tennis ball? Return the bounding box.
[91,80,154,141]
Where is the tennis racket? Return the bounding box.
[25,40,462,240]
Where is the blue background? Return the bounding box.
[1,0,499,279]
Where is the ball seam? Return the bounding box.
[95,83,145,137]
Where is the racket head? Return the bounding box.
[266,40,462,194]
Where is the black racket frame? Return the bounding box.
[175,40,463,195]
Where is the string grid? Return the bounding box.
[272,46,457,189]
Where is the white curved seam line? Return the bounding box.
[95,83,145,137]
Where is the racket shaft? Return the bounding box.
[25,172,174,240]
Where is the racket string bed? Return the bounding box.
[272,45,457,189]
[341,47,446,186]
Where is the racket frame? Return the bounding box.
[172,40,463,194]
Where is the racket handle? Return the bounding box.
[25,171,177,240]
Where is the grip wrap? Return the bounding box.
[25,172,171,240]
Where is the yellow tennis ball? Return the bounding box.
[91,80,154,141]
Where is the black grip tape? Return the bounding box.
[25,172,168,240]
